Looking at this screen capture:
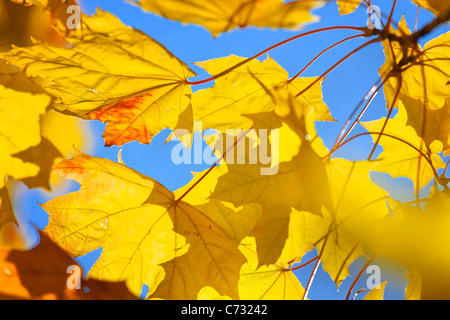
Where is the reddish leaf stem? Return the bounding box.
[444,159,450,176]
[345,255,377,300]
[294,38,379,98]
[387,0,397,28]
[329,75,388,156]
[334,131,439,179]
[302,257,321,300]
[367,75,402,161]
[285,256,319,272]
[186,26,367,86]
[175,128,252,203]
[288,34,365,82]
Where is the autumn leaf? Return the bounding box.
[149,201,250,300]
[404,268,421,300]
[192,55,333,134]
[194,200,261,244]
[42,151,246,299]
[131,0,324,37]
[380,18,450,110]
[0,231,138,300]
[1,0,450,301]
[317,159,389,286]
[361,102,445,193]
[210,90,331,214]
[0,182,26,249]
[403,96,450,156]
[0,0,91,250]
[1,9,195,147]
[0,85,51,190]
[356,188,450,299]
[40,110,94,159]
[363,281,387,300]
[238,237,305,300]
[197,286,232,300]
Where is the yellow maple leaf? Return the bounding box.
[380,18,450,110]
[1,10,195,147]
[356,188,450,299]
[316,159,389,286]
[404,268,422,300]
[361,101,445,193]
[0,231,138,300]
[0,85,51,189]
[42,151,246,299]
[192,55,333,134]
[209,89,390,282]
[363,281,387,300]
[238,237,305,300]
[403,96,450,156]
[131,0,324,37]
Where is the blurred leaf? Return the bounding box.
[132,0,324,37]
[0,231,138,299]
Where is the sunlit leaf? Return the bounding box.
[42,151,245,299]
[1,10,195,147]
[0,231,138,299]
[361,102,445,192]
[132,0,324,37]
[192,55,333,134]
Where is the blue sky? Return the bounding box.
[13,0,450,300]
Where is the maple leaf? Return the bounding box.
[404,268,421,300]
[361,101,445,193]
[317,159,389,286]
[363,281,387,300]
[40,110,94,159]
[209,88,390,282]
[0,84,57,243]
[0,0,94,251]
[0,85,51,188]
[192,55,333,134]
[1,10,195,147]
[380,18,450,110]
[150,198,260,300]
[403,96,450,156]
[41,151,246,299]
[356,188,450,299]
[237,237,305,300]
[131,0,324,37]
[0,231,138,300]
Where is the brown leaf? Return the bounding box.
[0,231,138,300]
